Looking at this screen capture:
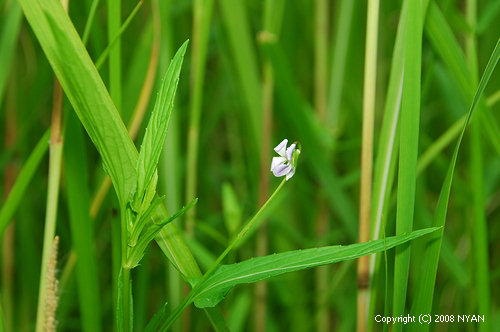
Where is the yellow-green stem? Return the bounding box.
[358,0,379,330]
[35,79,64,332]
[161,179,287,331]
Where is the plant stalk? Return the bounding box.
[358,0,379,330]
[35,78,64,332]
[161,179,287,331]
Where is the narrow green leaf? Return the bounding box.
[410,38,500,331]
[194,227,440,308]
[0,0,22,106]
[145,302,168,332]
[135,40,188,201]
[64,113,101,332]
[128,198,198,268]
[0,130,50,238]
[392,0,423,327]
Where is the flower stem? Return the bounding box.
[161,178,287,331]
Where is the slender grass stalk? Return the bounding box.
[219,0,262,187]
[255,44,272,332]
[0,130,50,237]
[95,1,143,70]
[366,0,406,323]
[392,0,422,330]
[0,0,22,107]
[107,0,121,111]
[161,179,287,331]
[487,89,500,106]
[106,0,127,329]
[314,1,330,331]
[156,1,183,331]
[35,78,64,332]
[327,0,355,133]
[358,0,379,330]
[254,57,272,331]
[44,236,60,332]
[409,38,500,332]
[185,0,214,236]
[82,0,100,45]
[255,1,285,330]
[183,1,214,329]
[64,111,101,332]
[465,1,491,330]
[2,72,18,332]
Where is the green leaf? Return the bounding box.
[0,0,22,107]
[409,38,500,331]
[392,0,423,326]
[135,40,188,203]
[64,113,101,332]
[0,130,50,238]
[128,198,198,268]
[193,227,440,308]
[145,302,168,332]
[18,1,226,327]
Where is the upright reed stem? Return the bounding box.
[314,0,330,331]
[35,77,64,332]
[358,0,379,331]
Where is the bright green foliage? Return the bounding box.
[194,228,439,308]
[134,41,188,210]
[3,0,500,330]
[410,39,500,331]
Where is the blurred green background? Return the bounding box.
[0,0,499,331]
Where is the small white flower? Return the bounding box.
[270,139,300,181]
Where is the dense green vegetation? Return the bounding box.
[0,0,499,331]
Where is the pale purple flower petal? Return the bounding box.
[271,156,287,172]
[274,139,288,157]
[285,167,295,181]
[272,163,292,177]
[286,143,296,161]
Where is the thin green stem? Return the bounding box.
[35,80,64,332]
[185,0,214,236]
[96,0,143,70]
[358,0,379,330]
[161,179,287,331]
[122,267,131,332]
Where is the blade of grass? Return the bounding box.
[465,1,491,330]
[35,78,64,332]
[194,228,441,309]
[392,0,423,329]
[425,2,500,160]
[81,0,100,45]
[95,0,143,70]
[185,0,214,236]
[255,1,285,330]
[156,1,183,330]
[367,1,407,326]
[0,130,49,237]
[0,0,22,107]
[358,0,379,329]
[327,0,355,132]
[218,0,262,187]
[64,111,101,332]
[409,38,500,331]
